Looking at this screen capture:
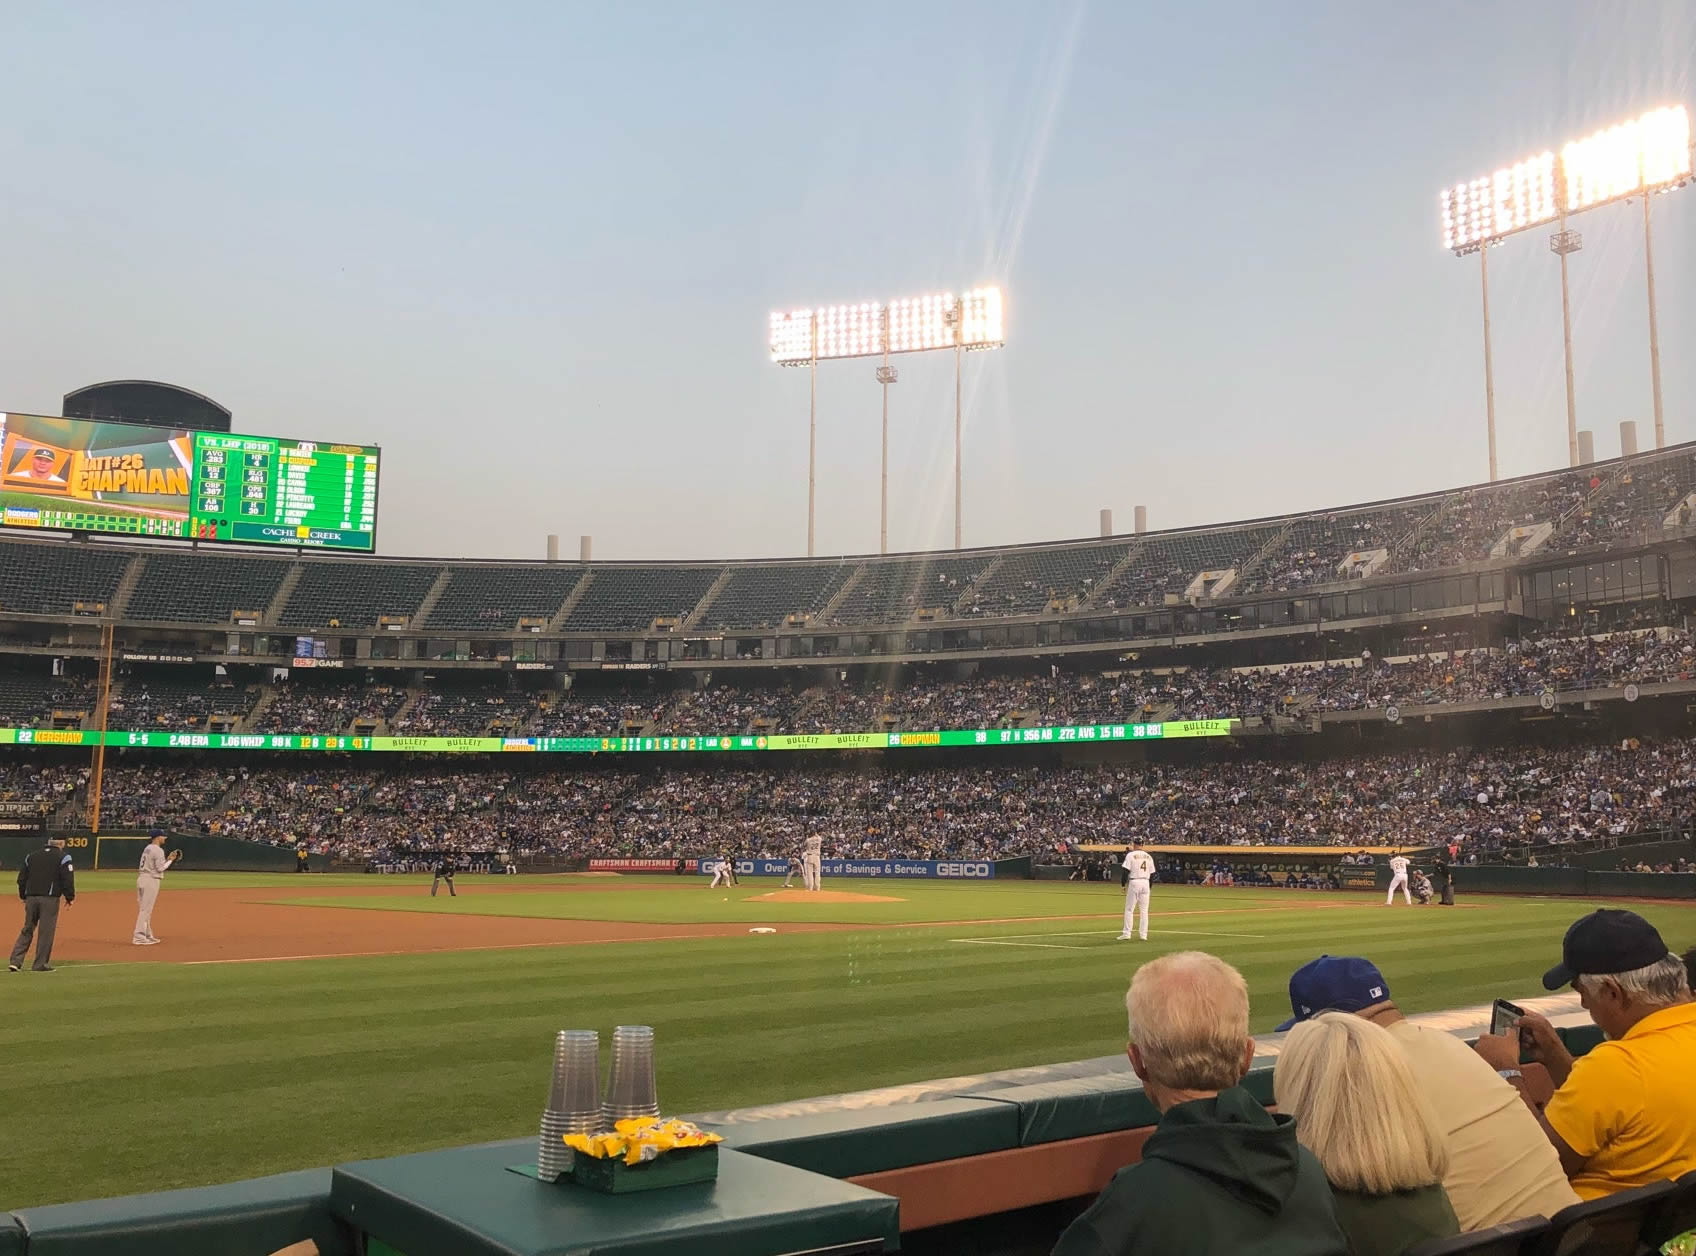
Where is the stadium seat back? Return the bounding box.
[1524,1179,1677,1256]
[1403,1215,1548,1256]
[1644,1170,1696,1251]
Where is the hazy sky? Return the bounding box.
[1,2,1692,562]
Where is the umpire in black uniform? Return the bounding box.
[431,853,457,898]
[1433,856,1455,906]
[11,836,76,972]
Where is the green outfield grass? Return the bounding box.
[3,875,1692,1210]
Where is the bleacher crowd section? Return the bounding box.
[13,731,1696,866]
[3,626,1691,737]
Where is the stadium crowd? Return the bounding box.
[252,676,406,734]
[2,627,1694,739]
[14,732,1686,866]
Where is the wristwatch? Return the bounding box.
[1497,1068,1523,1081]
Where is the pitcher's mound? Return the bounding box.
[750,889,905,904]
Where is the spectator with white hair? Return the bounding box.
[1475,908,1696,1198]
[1052,951,1346,1256]
[1274,1013,1458,1256]
[1275,955,1577,1230]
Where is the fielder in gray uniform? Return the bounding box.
[133,834,180,945]
[802,833,823,892]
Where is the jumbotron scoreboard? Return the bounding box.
[0,412,380,551]
[189,432,378,549]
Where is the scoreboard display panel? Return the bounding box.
[0,412,379,550]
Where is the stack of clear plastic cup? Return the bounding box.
[538,1030,601,1182]
[600,1025,659,1130]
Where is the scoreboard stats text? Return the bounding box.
[191,434,378,550]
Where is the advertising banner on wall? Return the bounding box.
[696,856,996,879]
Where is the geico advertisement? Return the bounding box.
[698,857,994,879]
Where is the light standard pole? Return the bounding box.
[1479,245,1499,480]
[1439,105,1690,479]
[1643,191,1666,448]
[876,308,897,555]
[945,302,963,550]
[807,313,820,555]
[1550,217,1582,466]
[770,288,1002,557]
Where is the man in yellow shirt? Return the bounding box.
[1478,909,1696,1199]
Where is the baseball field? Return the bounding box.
[3,871,1693,1209]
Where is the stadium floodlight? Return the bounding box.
[1439,105,1692,470]
[769,286,1005,554]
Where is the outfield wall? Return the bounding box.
[0,831,321,874]
[685,856,1034,880]
[585,856,1034,879]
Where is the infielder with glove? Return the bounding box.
[133,833,181,945]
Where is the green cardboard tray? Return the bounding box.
[505,1146,721,1196]
[571,1146,719,1194]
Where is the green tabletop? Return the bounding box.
[331,1141,898,1256]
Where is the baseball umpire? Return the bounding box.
[431,853,458,898]
[11,836,75,972]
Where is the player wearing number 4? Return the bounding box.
[133,832,181,945]
[1118,839,1155,941]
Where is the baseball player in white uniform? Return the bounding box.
[802,833,823,892]
[1118,839,1155,940]
[1385,852,1412,905]
[133,834,180,944]
[709,854,735,888]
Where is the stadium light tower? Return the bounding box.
[1440,104,1691,470]
[876,308,897,554]
[770,286,1004,554]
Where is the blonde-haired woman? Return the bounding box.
[1275,1013,1459,1256]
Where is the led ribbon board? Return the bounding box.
[2,718,1235,753]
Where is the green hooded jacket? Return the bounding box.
[1052,1086,1349,1256]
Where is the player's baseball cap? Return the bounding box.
[1276,955,1391,1032]
[1540,909,1670,990]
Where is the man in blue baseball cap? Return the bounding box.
[1279,955,1577,1229]
[1276,956,1391,1033]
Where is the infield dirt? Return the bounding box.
[45,883,863,965]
